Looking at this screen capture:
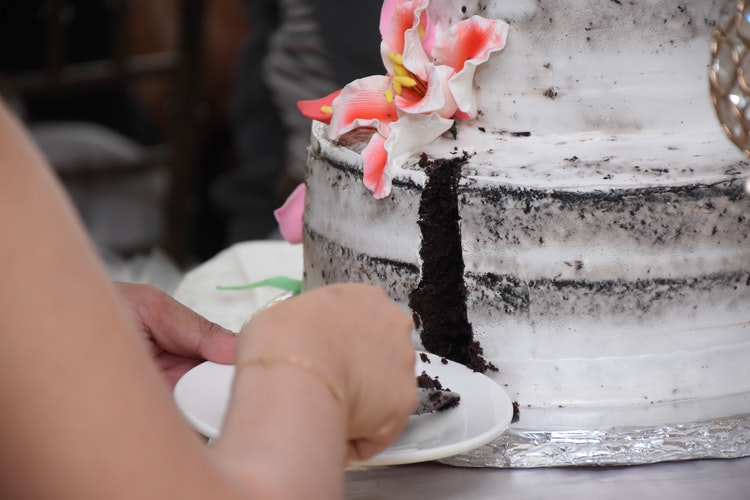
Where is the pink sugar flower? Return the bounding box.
[297,0,508,198]
[273,183,306,244]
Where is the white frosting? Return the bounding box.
[306,122,424,265]
[430,0,726,134]
[303,0,750,430]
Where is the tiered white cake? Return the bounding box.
[303,0,750,466]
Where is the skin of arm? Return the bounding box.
[0,97,247,499]
[0,101,416,499]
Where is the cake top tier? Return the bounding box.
[299,0,749,197]
[440,0,725,135]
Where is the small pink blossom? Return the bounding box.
[273,183,306,244]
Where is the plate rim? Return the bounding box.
[174,351,513,466]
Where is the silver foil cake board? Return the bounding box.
[441,394,750,467]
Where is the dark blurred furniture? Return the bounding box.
[0,0,206,264]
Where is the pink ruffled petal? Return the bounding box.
[329,75,398,139]
[419,8,436,55]
[297,89,342,123]
[432,16,508,117]
[273,183,306,244]
[447,66,480,117]
[395,63,457,118]
[381,0,433,64]
[401,21,433,81]
[361,133,391,198]
[432,16,508,74]
[380,0,407,39]
[382,0,419,54]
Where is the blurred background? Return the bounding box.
[0,0,246,290]
[0,0,381,291]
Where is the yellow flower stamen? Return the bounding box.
[393,75,418,88]
[384,89,394,103]
[320,105,333,115]
[387,54,428,100]
[393,63,410,77]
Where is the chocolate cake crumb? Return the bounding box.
[416,371,461,412]
[434,392,461,411]
[512,401,520,423]
[419,352,431,363]
[417,370,443,390]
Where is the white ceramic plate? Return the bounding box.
[174,351,513,466]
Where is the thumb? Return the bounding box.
[189,314,238,364]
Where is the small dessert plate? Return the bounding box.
[174,351,513,466]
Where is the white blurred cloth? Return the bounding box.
[173,241,302,332]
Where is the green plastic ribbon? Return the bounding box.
[217,276,302,295]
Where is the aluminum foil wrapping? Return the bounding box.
[441,413,750,468]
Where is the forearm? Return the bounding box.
[0,100,248,499]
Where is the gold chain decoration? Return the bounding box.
[710,0,750,155]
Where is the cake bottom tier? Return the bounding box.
[304,232,750,466]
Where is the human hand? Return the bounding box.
[239,283,417,462]
[115,283,237,387]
